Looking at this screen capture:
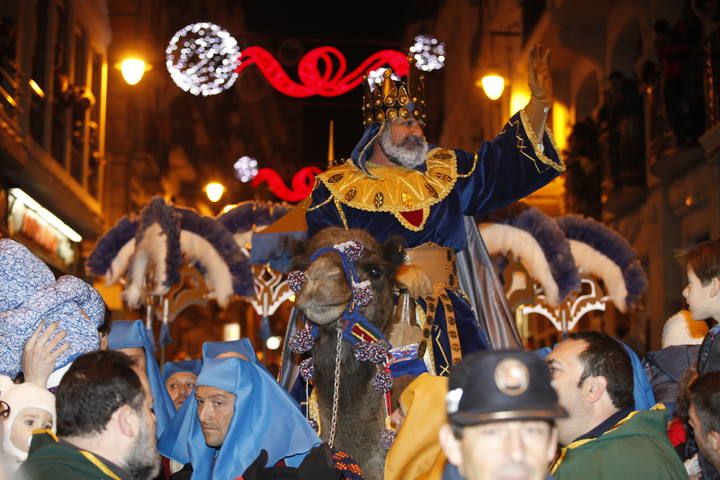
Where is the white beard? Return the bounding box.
[378,126,428,168]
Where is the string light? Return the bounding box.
[166,22,240,96]
[409,35,446,72]
[234,156,259,183]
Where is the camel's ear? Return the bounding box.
[382,236,407,269]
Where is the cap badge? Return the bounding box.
[446,388,463,414]
[494,358,529,396]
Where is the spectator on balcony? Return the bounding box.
[597,71,645,190]
[654,16,705,145]
[565,118,602,219]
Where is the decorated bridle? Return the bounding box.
[287,240,396,448]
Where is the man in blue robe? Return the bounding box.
[160,357,320,480]
[305,45,563,375]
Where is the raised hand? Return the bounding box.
[22,321,70,388]
[528,44,552,106]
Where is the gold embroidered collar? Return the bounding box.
[317,148,458,214]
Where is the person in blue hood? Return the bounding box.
[162,357,320,480]
[108,320,175,439]
[163,360,202,411]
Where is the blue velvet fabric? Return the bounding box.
[417,294,489,375]
[108,320,176,438]
[349,123,381,174]
[158,358,320,480]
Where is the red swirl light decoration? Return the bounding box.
[252,167,321,203]
[235,46,409,97]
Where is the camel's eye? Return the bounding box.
[365,265,383,279]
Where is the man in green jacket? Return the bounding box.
[546,331,687,479]
[19,350,159,480]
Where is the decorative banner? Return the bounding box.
[235,46,409,97]
[246,265,293,319]
[522,277,608,333]
[251,166,321,202]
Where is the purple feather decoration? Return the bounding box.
[482,203,580,302]
[174,206,253,297]
[216,200,289,234]
[557,215,648,309]
[86,216,138,277]
[136,197,182,290]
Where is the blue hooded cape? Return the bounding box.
[108,320,176,438]
[159,357,320,479]
[162,359,202,383]
[202,338,262,367]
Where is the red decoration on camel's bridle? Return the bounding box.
[235,46,410,97]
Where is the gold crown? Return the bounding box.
[362,60,427,127]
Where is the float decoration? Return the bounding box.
[251,166,321,203]
[235,46,409,98]
[166,22,240,96]
[480,204,648,334]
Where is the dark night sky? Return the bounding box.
[158,0,444,200]
[237,1,436,168]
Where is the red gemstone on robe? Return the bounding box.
[399,209,424,227]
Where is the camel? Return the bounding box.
[293,227,405,480]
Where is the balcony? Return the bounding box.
[0,56,21,144]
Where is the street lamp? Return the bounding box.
[117,58,151,85]
[266,336,282,351]
[204,182,225,203]
[477,73,506,100]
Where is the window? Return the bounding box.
[87,51,103,199]
[69,26,86,183]
[50,1,70,164]
[29,0,50,145]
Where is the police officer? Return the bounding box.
[439,350,566,480]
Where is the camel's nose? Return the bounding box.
[296,256,343,303]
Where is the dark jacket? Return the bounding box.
[19,430,130,480]
[645,344,701,408]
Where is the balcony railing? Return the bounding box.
[704,27,720,129]
[0,57,20,129]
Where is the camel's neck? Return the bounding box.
[312,327,380,406]
[311,327,387,471]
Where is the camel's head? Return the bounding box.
[292,228,405,329]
